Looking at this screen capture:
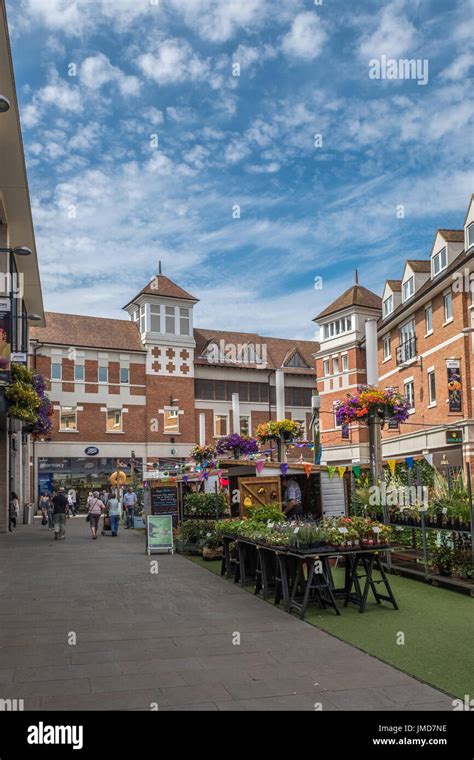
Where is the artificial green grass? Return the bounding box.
[188,555,474,698]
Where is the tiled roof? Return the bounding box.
[314,284,381,321]
[406,260,431,273]
[30,312,146,352]
[123,275,199,309]
[194,328,317,373]
[385,279,402,291]
[438,229,464,243]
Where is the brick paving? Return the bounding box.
[0,519,453,711]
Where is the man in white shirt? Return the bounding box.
[123,487,137,528]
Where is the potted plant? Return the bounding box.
[431,541,455,577]
[335,385,410,427]
[189,443,216,465]
[215,433,259,459]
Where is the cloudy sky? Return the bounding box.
[6,0,474,339]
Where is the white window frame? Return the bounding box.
[98,366,108,384]
[139,304,146,334]
[427,368,436,406]
[402,276,414,302]
[332,355,339,375]
[214,413,229,437]
[59,406,77,431]
[74,364,84,382]
[468,222,474,249]
[425,304,433,335]
[163,408,180,434]
[107,409,123,432]
[240,414,250,437]
[341,353,349,373]
[51,362,62,380]
[120,367,130,384]
[150,305,161,333]
[323,358,330,377]
[165,305,176,334]
[179,307,190,336]
[404,379,415,412]
[383,334,391,361]
[432,246,447,277]
[323,324,329,340]
[383,295,393,318]
[443,289,453,323]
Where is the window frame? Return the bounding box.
[98,366,108,384]
[428,370,436,405]
[59,406,77,431]
[425,304,433,335]
[214,413,229,437]
[51,362,62,381]
[106,408,123,432]
[443,289,453,322]
[383,334,391,361]
[150,305,161,333]
[341,353,349,373]
[163,408,180,434]
[165,305,176,334]
[323,358,330,377]
[120,367,130,384]
[383,295,393,318]
[74,364,84,382]
[468,222,474,249]
[432,246,447,277]
[404,379,415,411]
[402,276,414,302]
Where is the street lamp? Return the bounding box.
[0,246,32,256]
[0,95,10,113]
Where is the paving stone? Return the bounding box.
[13,662,123,683]
[376,683,454,706]
[40,689,166,711]
[162,683,233,706]
[1,678,91,698]
[159,702,219,711]
[90,672,186,693]
[322,687,398,710]
[119,657,204,676]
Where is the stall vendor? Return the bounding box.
[282,476,303,519]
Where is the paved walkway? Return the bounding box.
[0,518,453,711]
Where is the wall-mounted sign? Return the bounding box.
[388,418,399,430]
[446,429,463,445]
[146,515,174,555]
[84,446,99,456]
[446,360,462,413]
[11,352,27,363]
[0,299,10,312]
[0,310,11,383]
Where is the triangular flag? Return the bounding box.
[183,475,188,483]
[327,465,336,480]
[204,472,209,480]
[280,463,289,476]
[198,472,204,481]
[337,466,347,479]
[387,459,397,476]
[303,462,312,478]
[219,477,229,487]
[352,465,361,478]
[405,457,414,469]
[423,453,434,467]
[256,460,265,474]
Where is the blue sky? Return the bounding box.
[6,0,474,339]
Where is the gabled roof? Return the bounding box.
[463,194,474,225]
[194,328,317,373]
[405,259,431,274]
[385,279,402,291]
[30,312,146,352]
[123,274,199,309]
[438,229,464,243]
[313,284,381,321]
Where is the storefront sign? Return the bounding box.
[446,429,463,445]
[0,310,11,383]
[388,418,399,430]
[146,515,174,555]
[85,446,99,456]
[446,360,462,412]
[151,486,178,516]
[11,352,27,363]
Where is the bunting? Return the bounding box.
[423,453,434,467]
[405,457,414,469]
[327,465,336,479]
[337,465,347,479]
[352,465,361,478]
[387,459,397,476]
[256,460,265,474]
[303,462,312,478]
[280,463,289,476]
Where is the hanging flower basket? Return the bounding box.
[190,444,216,465]
[215,434,259,458]
[335,386,410,427]
[256,419,303,444]
[5,364,53,440]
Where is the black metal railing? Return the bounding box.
[396,336,417,364]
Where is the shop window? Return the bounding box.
[443,290,453,322]
[240,415,250,436]
[120,367,130,384]
[107,409,123,432]
[51,363,62,380]
[163,409,180,434]
[98,366,108,384]
[60,406,77,431]
[214,414,228,437]
[74,364,84,381]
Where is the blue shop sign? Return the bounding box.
[85,446,99,456]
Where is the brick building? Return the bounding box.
[30,273,317,503]
[314,194,474,473]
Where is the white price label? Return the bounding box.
[372,526,381,534]
[442,507,448,515]
[294,527,300,534]
[338,527,348,534]
[267,522,274,528]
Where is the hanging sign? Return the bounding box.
[446,360,462,412]
[388,418,399,430]
[0,310,11,384]
[446,429,463,445]
[11,352,27,364]
[146,515,174,555]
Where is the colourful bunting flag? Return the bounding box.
[198,472,204,481]
[280,463,289,477]
[423,453,434,467]
[352,465,361,478]
[387,459,397,476]
[327,465,336,480]
[337,466,347,479]
[256,460,265,474]
[183,475,188,483]
[303,462,312,478]
[405,457,414,469]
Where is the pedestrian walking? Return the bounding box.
[67,488,77,516]
[52,487,69,540]
[86,491,105,540]
[39,492,50,526]
[123,487,137,529]
[107,493,121,536]
[9,492,19,531]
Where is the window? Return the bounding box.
[240,415,250,436]
[425,305,433,334]
[139,305,146,334]
[163,409,180,434]
[325,316,352,338]
[165,306,175,334]
[323,324,329,339]
[383,334,391,360]
[179,307,190,336]
[398,320,416,362]
[323,358,330,377]
[74,364,84,381]
[60,406,77,431]
[333,402,341,428]
[98,366,108,384]
[107,409,122,432]
[150,305,160,332]
[468,222,474,249]
[404,380,415,410]
[284,351,309,368]
[332,356,339,375]
[403,276,414,302]
[428,370,436,405]
[214,414,228,437]
[383,295,393,317]
[120,367,129,384]
[432,246,447,276]
[341,354,349,373]
[131,309,139,322]
[51,363,62,380]
[444,290,453,322]
[294,418,306,438]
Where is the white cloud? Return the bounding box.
[167,0,267,43]
[440,52,474,82]
[80,53,141,95]
[359,7,416,59]
[138,38,209,85]
[282,12,327,61]
[143,107,164,126]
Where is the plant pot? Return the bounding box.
[437,567,453,577]
[281,431,293,443]
[203,546,223,560]
[233,446,241,460]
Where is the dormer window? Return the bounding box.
[468,222,474,249]
[402,276,414,302]
[383,295,393,318]
[139,305,146,333]
[432,246,447,276]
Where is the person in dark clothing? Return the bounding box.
[9,492,19,531]
[52,487,69,540]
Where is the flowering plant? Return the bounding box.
[255,419,303,442]
[190,443,215,462]
[5,364,53,439]
[335,385,410,426]
[215,434,259,456]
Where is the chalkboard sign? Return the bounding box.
[151,486,178,516]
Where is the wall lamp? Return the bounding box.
[0,95,10,113]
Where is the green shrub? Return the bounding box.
[183,492,227,517]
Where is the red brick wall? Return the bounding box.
[145,375,196,443]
